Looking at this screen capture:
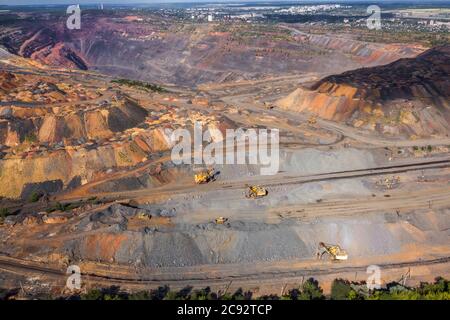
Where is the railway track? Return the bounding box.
[0,254,449,288]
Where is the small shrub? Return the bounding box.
[190,287,217,300]
[128,291,151,300]
[24,133,38,144]
[0,208,9,223]
[81,288,103,300]
[28,191,42,203]
[111,79,166,93]
[0,208,8,218]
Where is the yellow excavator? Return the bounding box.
[215,217,228,224]
[308,115,317,125]
[316,242,348,261]
[245,185,268,199]
[194,169,215,184]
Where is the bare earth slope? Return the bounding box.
[278,45,450,137]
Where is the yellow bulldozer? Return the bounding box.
[316,242,348,261]
[194,169,216,184]
[245,185,268,199]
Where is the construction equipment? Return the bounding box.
[308,115,317,125]
[194,169,215,184]
[136,211,152,221]
[376,176,401,190]
[264,102,275,110]
[215,217,228,224]
[245,185,268,199]
[316,242,348,261]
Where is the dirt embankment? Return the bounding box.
[303,32,424,66]
[277,45,450,137]
[0,124,178,199]
[1,203,449,270]
[0,97,148,146]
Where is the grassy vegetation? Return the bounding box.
[111,79,166,93]
[57,277,449,300]
[354,29,450,47]
[23,133,38,144]
[45,202,77,213]
[28,191,42,203]
[1,276,448,300]
[45,198,101,213]
[336,277,450,300]
[0,208,10,224]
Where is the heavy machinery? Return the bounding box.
[316,242,348,261]
[308,115,317,125]
[136,211,152,221]
[245,185,268,199]
[215,217,228,224]
[376,176,401,190]
[194,169,215,184]
[264,102,275,110]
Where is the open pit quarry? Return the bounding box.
[0,13,449,298]
[0,15,425,88]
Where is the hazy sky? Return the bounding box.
[0,0,447,5]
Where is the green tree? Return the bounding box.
[0,208,9,223]
[330,279,352,300]
[297,278,325,300]
[81,288,103,300]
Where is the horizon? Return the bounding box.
[1,0,450,6]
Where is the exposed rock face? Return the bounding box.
[301,32,423,66]
[0,60,237,198]
[0,71,21,93]
[13,27,88,70]
[2,203,449,269]
[278,45,450,137]
[0,16,424,87]
[0,95,147,146]
[0,127,177,198]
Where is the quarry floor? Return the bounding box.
[0,69,449,297]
